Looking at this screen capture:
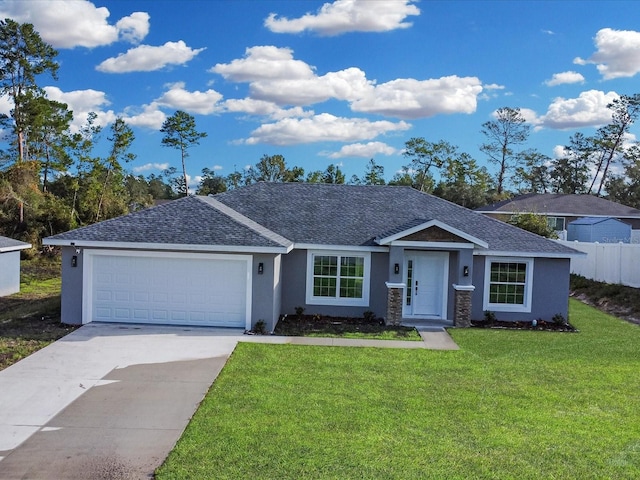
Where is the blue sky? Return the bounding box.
[2,0,640,187]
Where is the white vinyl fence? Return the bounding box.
[557,240,640,288]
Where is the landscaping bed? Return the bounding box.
[273,313,421,340]
[471,318,577,332]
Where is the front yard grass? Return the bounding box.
[0,255,75,370]
[157,299,640,480]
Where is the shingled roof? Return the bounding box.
[45,183,578,256]
[475,193,640,218]
[0,236,31,253]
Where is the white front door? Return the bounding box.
[405,252,448,319]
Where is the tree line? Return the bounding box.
[1,18,639,248]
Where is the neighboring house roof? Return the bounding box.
[45,183,578,257]
[569,216,626,226]
[0,236,31,253]
[475,193,640,219]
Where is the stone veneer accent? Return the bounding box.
[385,282,405,326]
[453,284,475,327]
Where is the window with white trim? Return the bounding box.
[547,216,565,231]
[483,257,534,313]
[306,251,370,306]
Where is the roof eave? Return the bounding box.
[42,239,292,254]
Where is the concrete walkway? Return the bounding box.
[0,323,458,479]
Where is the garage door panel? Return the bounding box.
[88,252,249,327]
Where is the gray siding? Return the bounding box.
[250,253,281,331]
[280,249,388,319]
[472,256,570,322]
[0,251,21,297]
[61,247,84,324]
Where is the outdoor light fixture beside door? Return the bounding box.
[258,262,264,274]
[394,263,400,274]
[463,265,469,277]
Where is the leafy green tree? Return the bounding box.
[248,154,304,183]
[605,145,640,209]
[306,164,345,184]
[196,167,227,195]
[0,19,59,163]
[160,110,207,195]
[507,212,558,239]
[480,107,530,195]
[588,94,640,195]
[146,173,177,200]
[401,138,454,192]
[433,152,492,208]
[363,158,385,185]
[19,92,73,192]
[94,118,135,221]
[123,175,154,212]
[388,166,415,187]
[550,133,592,194]
[513,149,551,194]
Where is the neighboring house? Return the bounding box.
[0,236,32,297]
[44,183,580,331]
[567,217,632,243]
[476,193,640,241]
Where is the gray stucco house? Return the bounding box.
[44,183,580,331]
[0,236,31,297]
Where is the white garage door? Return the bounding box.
[85,251,251,328]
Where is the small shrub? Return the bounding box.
[363,311,376,322]
[552,313,567,325]
[294,306,305,317]
[252,320,268,335]
[484,310,497,322]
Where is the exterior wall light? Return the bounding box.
[463,265,469,277]
[258,262,264,274]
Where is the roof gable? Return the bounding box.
[376,219,488,248]
[0,236,31,253]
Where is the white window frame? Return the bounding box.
[305,250,371,307]
[483,256,534,313]
[547,216,565,231]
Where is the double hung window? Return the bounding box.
[306,251,370,306]
[484,257,533,312]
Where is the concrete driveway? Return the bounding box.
[0,323,457,479]
[0,323,247,479]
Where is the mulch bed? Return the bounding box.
[471,319,577,332]
[273,314,417,337]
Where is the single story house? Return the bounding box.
[0,236,32,297]
[475,193,640,241]
[567,217,632,243]
[44,183,580,331]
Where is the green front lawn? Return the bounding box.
[157,299,640,479]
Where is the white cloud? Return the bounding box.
[328,141,397,158]
[350,76,483,119]
[222,98,315,120]
[212,46,482,119]
[243,113,410,145]
[0,95,12,116]
[544,71,585,86]
[265,0,420,36]
[43,86,116,131]
[483,83,505,90]
[250,67,373,106]
[115,11,149,43]
[155,82,223,115]
[133,162,170,173]
[574,28,640,80]
[97,41,205,73]
[122,103,167,129]
[211,46,315,82]
[0,1,150,48]
[539,90,618,129]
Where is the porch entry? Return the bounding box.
[404,251,449,319]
